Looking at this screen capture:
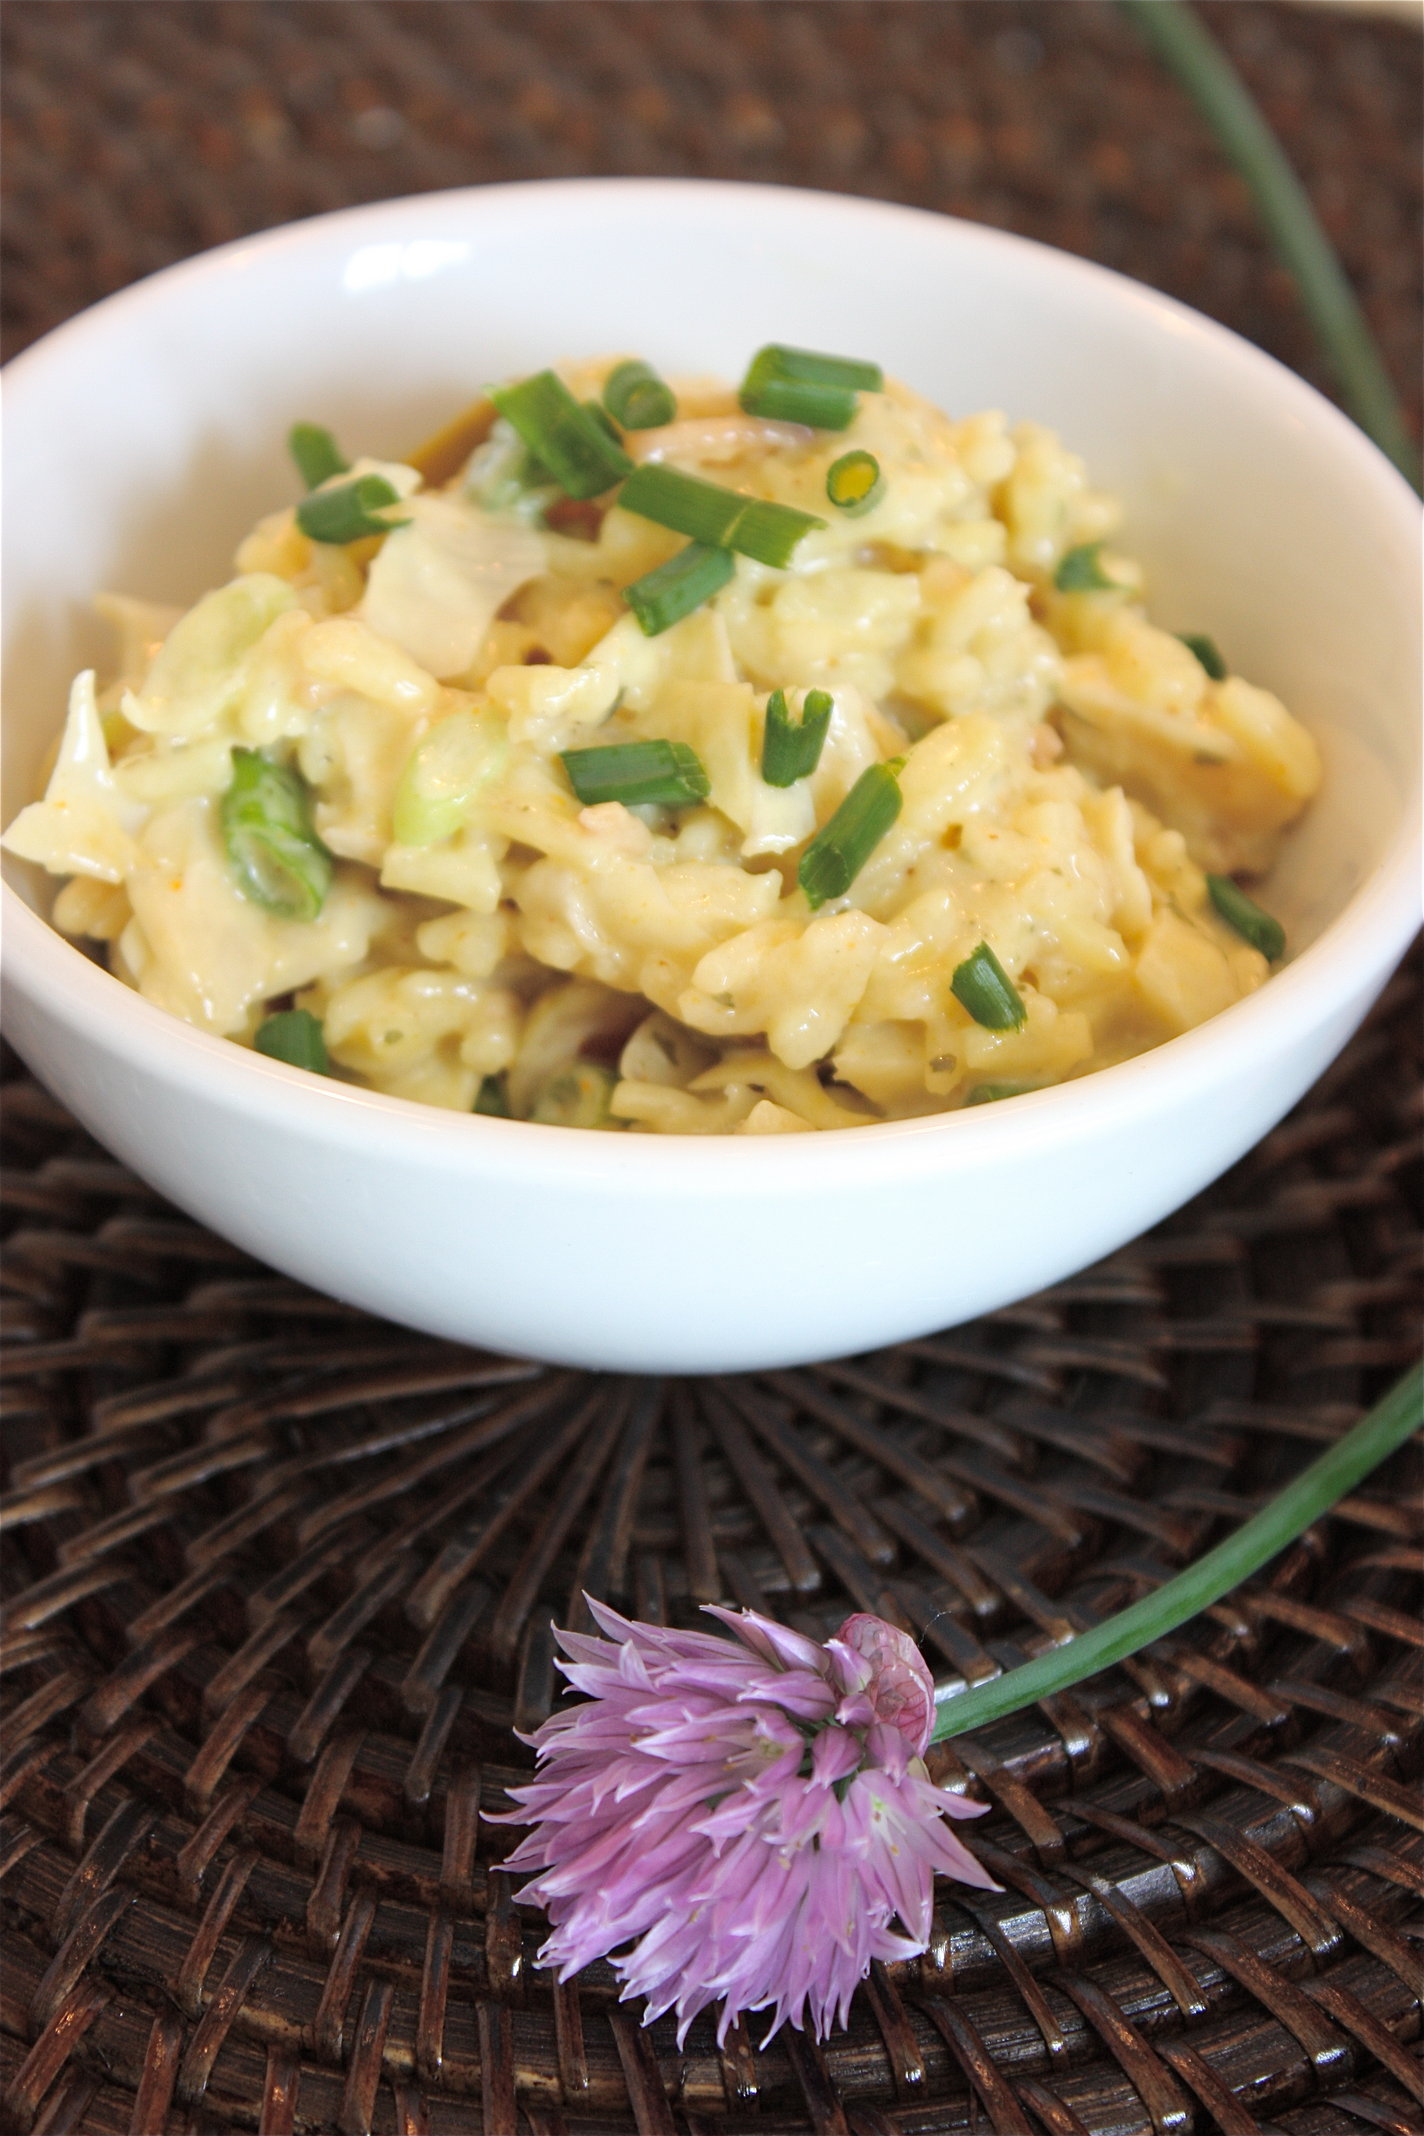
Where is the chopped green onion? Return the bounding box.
[798,760,903,909]
[296,474,407,545]
[1179,632,1228,681]
[951,943,1026,1031]
[740,344,883,430]
[288,423,348,490]
[474,1073,512,1117]
[603,360,677,431]
[221,749,333,922]
[490,370,632,500]
[619,464,823,568]
[826,450,884,516]
[1207,874,1286,961]
[584,400,625,450]
[965,1081,1036,1105]
[561,739,711,809]
[623,542,736,636]
[465,421,560,524]
[1054,542,1119,593]
[255,1009,329,1074]
[530,1063,620,1129]
[761,688,833,787]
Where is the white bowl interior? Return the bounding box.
[5,181,1419,957]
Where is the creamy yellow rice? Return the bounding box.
[5,357,1320,1132]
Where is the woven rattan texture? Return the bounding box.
[1,0,1420,442]
[3,4,1423,2131]
[2,958,1421,2133]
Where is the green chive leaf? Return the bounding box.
[561,739,711,809]
[1179,632,1229,681]
[740,344,883,430]
[603,360,677,431]
[255,1008,329,1074]
[296,474,407,545]
[529,1063,620,1129]
[826,450,884,516]
[951,943,1027,1030]
[623,542,736,636]
[762,688,833,787]
[798,760,903,909]
[1054,541,1119,593]
[288,423,349,490]
[474,1073,512,1117]
[619,464,823,568]
[490,370,632,500]
[221,748,334,922]
[965,1081,1037,1105]
[1207,874,1286,960]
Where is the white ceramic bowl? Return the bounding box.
[4,180,1419,1372]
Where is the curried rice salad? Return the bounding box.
[5,347,1320,1133]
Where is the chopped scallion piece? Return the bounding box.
[1179,632,1228,681]
[798,760,903,909]
[255,1008,329,1074]
[619,463,823,568]
[221,749,333,922]
[584,400,625,449]
[296,474,406,545]
[965,1081,1036,1106]
[1054,542,1119,593]
[603,359,677,431]
[1207,874,1285,960]
[740,344,883,429]
[288,423,348,490]
[474,1073,512,1117]
[826,449,884,515]
[490,370,632,500]
[530,1063,620,1129]
[623,542,736,635]
[951,943,1027,1030]
[561,739,711,809]
[761,688,833,787]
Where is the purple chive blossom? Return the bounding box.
[492,1601,996,2046]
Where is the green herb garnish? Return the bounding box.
[1054,542,1119,593]
[739,344,883,430]
[761,688,832,787]
[1179,632,1228,681]
[1207,874,1286,960]
[951,943,1027,1031]
[474,1073,512,1117]
[221,749,333,921]
[288,423,348,491]
[561,739,711,810]
[619,464,824,569]
[603,360,677,431]
[296,474,406,545]
[254,1008,329,1074]
[490,370,633,500]
[798,760,903,909]
[826,450,884,516]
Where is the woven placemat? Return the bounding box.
[2,6,1421,2131]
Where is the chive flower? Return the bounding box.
[495,1602,994,2046]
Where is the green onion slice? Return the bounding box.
[288,423,348,490]
[473,1073,512,1117]
[740,344,883,430]
[221,748,334,922]
[490,370,632,500]
[1179,632,1228,681]
[965,1081,1036,1106]
[296,474,407,545]
[826,450,884,515]
[623,542,736,636]
[1054,541,1119,593]
[529,1063,620,1129]
[799,760,903,909]
[603,360,677,431]
[762,688,833,787]
[620,463,823,568]
[561,739,711,809]
[1207,874,1285,960]
[255,1008,329,1073]
[951,943,1027,1030]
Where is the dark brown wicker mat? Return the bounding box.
[1,954,1420,2135]
[3,5,1422,2131]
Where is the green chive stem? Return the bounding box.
[762,688,833,787]
[288,423,348,490]
[254,1008,328,1073]
[561,739,711,810]
[740,345,884,430]
[799,760,903,909]
[1207,874,1286,961]
[1054,542,1119,594]
[623,543,736,636]
[221,749,333,921]
[951,943,1027,1031]
[619,464,823,570]
[296,474,406,546]
[933,1363,1422,1739]
[1116,0,1419,491]
[490,371,632,501]
[603,360,677,431]
[1179,632,1228,681]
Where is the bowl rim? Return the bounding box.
[4,175,1420,1190]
